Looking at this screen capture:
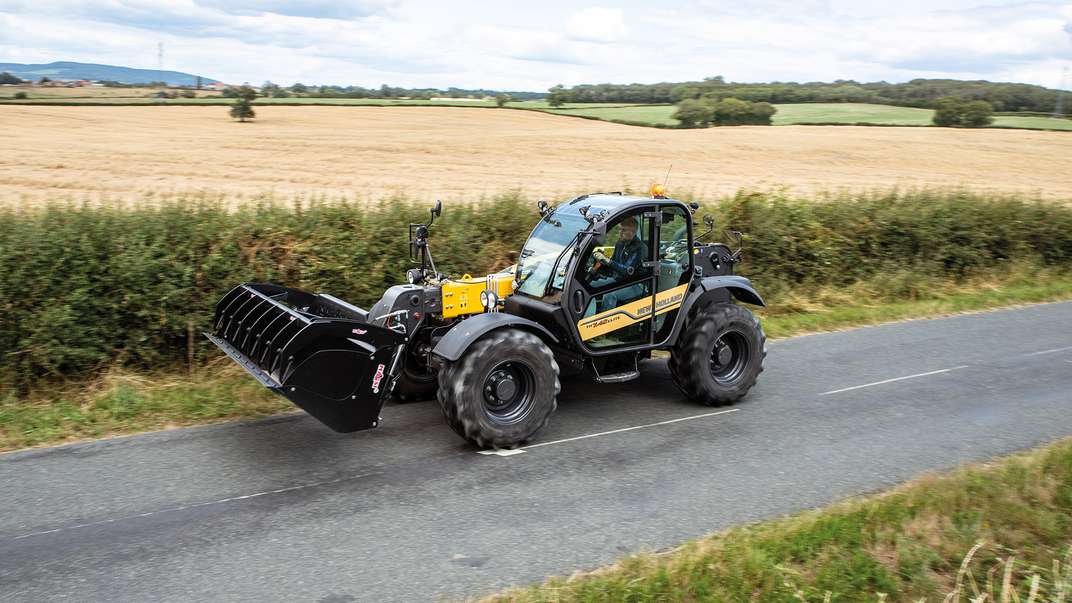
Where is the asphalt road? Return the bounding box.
[2,302,1071,602]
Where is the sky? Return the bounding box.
[1,0,1070,91]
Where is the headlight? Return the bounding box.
[479,290,498,310]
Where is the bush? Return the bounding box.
[672,98,712,127]
[0,190,1069,388]
[672,97,778,127]
[13,91,27,100]
[932,97,994,127]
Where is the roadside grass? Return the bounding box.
[479,437,1072,602]
[3,267,1070,452]
[0,362,287,451]
[759,266,1072,338]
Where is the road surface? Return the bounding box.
[2,302,1071,602]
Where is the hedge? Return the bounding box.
[1,190,1070,389]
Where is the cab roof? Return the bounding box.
[562,192,686,214]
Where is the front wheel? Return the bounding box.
[669,303,765,405]
[437,329,560,449]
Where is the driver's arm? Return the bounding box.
[604,241,643,276]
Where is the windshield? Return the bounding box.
[516,207,590,297]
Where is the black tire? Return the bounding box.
[669,303,765,406]
[392,361,438,402]
[437,329,560,449]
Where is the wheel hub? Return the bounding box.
[709,330,749,385]
[715,342,733,366]
[484,368,519,407]
[481,361,536,425]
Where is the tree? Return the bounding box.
[712,98,753,125]
[547,85,567,108]
[495,93,511,107]
[672,98,714,127]
[180,89,196,98]
[261,81,281,97]
[0,72,22,85]
[38,76,51,84]
[932,97,993,127]
[960,100,994,127]
[749,101,777,125]
[14,91,27,99]
[932,97,962,126]
[290,82,307,94]
[230,85,257,122]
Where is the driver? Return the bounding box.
[585,216,647,317]
[591,216,645,282]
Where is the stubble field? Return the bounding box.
[3,105,1071,205]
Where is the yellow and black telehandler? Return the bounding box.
[207,191,766,448]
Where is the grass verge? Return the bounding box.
[479,437,1072,602]
[2,269,1070,452]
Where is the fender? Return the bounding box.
[432,312,559,362]
[664,275,765,346]
[696,275,765,307]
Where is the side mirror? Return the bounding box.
[590,221,607,246]
[703,215,714,228]
[432,200,442,218]
[537,199,550,217]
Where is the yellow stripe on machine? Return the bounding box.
[577,284,688,341]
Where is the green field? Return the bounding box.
[4,92,1071,130]
[544,104,682,125]
[544,102,1072,130]
[992,115,1072,131]
[772,102,934,125]
[546,102,937,126]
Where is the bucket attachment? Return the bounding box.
[206,283,405,433]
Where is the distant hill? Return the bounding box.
[0,61,220,86]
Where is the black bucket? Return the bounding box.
[206,283,405,432]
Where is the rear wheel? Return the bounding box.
[669,303,765,405]
[437,329,560,449]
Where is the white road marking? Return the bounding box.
[819,365,970,396]
[477,409,740,457]
[9,471,379,542]
[1028,345,1072,356]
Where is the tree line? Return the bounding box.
[253,82,543,100]
[548,77,1067,113]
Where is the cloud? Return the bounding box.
[193,0,397,20]
[565,7,628,43]
[1,0,1070,89]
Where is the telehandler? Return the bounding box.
[207,189,766,448]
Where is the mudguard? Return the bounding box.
[432,312,558,362]
[697,275,765,307]
[206,283,405,433]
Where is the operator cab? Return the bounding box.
[508,193,695,357]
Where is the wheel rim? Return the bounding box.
[709,330,750,385]
[482,360,536,425]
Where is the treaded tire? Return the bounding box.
[437,329,560,449]
[392,363,438,403]
[669,303,765,406]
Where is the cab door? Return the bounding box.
[652,204,693,344]
[566,207,658,352]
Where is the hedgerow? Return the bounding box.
[1,189,1069,388]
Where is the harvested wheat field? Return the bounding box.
[2,105,1071,205]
